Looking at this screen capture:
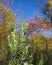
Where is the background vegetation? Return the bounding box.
[0,0,52,65]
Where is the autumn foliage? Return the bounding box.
[27,19,52,34]
[0,1,52,65]
[0,3,15,60]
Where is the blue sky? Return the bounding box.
[11,0,52,37]
[11,0,46,22]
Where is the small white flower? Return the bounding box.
[14,40,16,42]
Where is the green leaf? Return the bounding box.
[38,54,43,65]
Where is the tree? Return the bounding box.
[25,18,52,40]
[0,3,15,61]
[44,0,52,23]
[27,33,46,52]
[0,0,14,7]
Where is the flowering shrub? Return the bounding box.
[7,29,33,65]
